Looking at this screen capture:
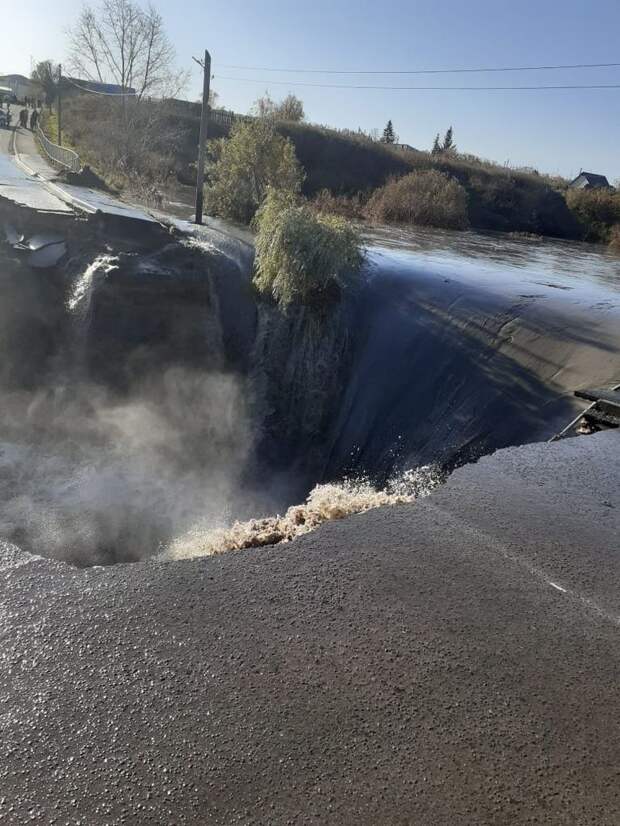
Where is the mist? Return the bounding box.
[0,234,270,565]
[0,367,261,564]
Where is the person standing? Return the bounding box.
[29,109,39,130]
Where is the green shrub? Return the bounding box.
[365,169,469,230]
[205,120,304,224]
[253,190,364,308]
[565,187,620,242]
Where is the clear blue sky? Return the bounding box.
[4,0,620,181]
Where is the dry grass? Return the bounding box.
[278,123,579,238]
[311,189,366,220]
[565,187,620,242]
[365,169,469,230]
[55,95,196,196]
[54,95,584,240]
[609,225,620,252]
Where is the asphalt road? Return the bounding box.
[0,430,618,825]
[0,105,154,221]
[0,106,73,215]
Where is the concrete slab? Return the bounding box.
[53,181,160,223]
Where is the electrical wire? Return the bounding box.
[214,75,620,91]
[219,61,620,76]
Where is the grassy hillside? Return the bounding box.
[55,96,617,244]
[277,122,413,195]
[277,123,580,239]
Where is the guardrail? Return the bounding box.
[36,125,81,173]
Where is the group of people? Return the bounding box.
[18,108,39,130]
[0,103,39,130]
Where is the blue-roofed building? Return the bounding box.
[66,78,136,97]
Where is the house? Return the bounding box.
[0,85,16,103]
[569,171,612,190]
[0,74,42,102]
[393,143,417,153]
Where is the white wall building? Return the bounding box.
[0,74,42,101]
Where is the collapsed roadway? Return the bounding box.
[0,110,619,825]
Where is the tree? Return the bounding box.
[67,0,187,101]
[431,133,442,155]
[275,94,305,122]
[31,60,60,107]
[381,120,396,144]
[251,92,277,119]
[254,189,363,308]
[197,89,220,107]
[205,119,304,224]
[252,92,305,122]
[442,126,456,154]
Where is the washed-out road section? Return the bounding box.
[0,429,618,825]
[0,108,156,222]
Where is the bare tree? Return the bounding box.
[67,0,187,100]
[31,60,60,107]
[251,92,305,123]
[251,92,277,119]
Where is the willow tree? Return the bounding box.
[205,120,304,224]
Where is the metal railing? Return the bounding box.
[36,125,81,173]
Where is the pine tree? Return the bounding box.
[442,126,456,153]
[431,133,442,155]
[381,120,396,144]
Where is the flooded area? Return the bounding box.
[364,223,620,296]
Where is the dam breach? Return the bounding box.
[0,212,619,565]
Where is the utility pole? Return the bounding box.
[57,64,62,146]
[193,50,211,225]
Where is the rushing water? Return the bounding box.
[0,221,618,565]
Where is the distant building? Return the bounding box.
[393,143,417,153]
[0,74,42,101]
[569,171,612,190]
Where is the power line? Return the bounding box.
[215,75,620,91]
[219,61,620,76]
[64,77,137,96]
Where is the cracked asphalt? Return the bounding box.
[0,430,619,825]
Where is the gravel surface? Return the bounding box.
[0,430,619,825]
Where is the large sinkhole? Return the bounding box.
[1,219,617,566]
